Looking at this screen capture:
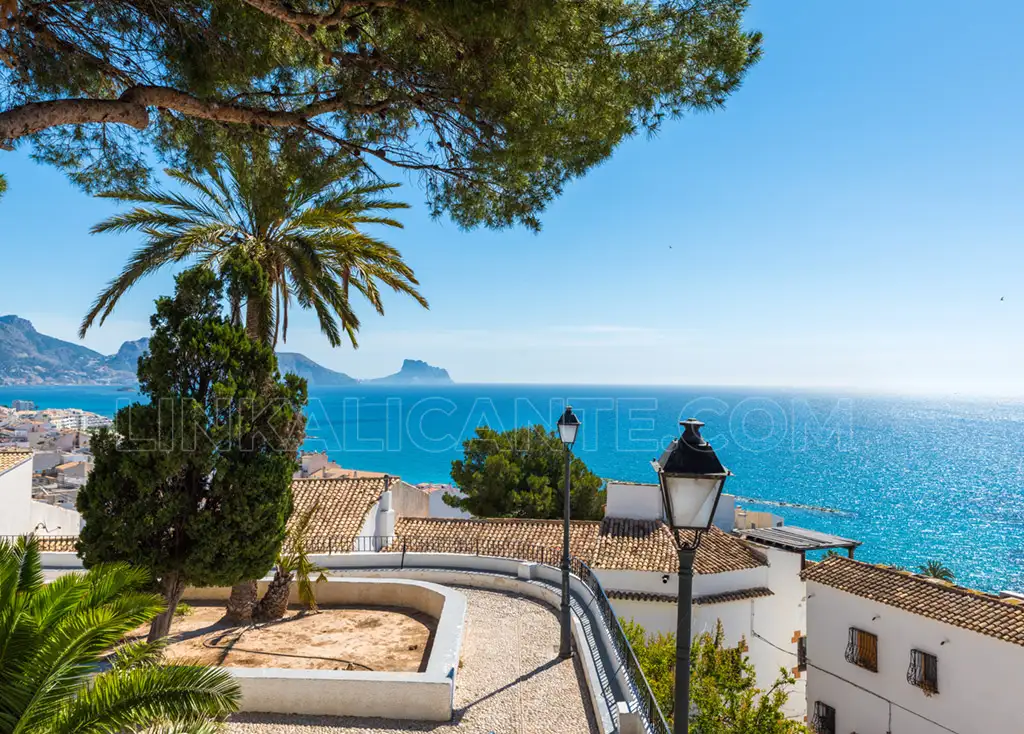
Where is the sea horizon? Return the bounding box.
[3,383,1022,595]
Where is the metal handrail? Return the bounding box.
[20,531,673,733]
[570,556,673,734]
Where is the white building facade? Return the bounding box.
[803,556,1024,734]
[0,450,84,536]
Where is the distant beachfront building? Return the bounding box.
[802,556,1024,734]
[44,409,111,431]
[11,399,35,411]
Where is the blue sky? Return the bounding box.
[2,1,1023,393]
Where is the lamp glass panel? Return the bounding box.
[662,475,723,529]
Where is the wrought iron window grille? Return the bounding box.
[845,627,878,672]
[811,701,836,734]
[907,648,939,695]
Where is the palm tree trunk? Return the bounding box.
[253,567,292,622]
[149,571,185,642]
[245,295,264,342]
[225,580,259,624]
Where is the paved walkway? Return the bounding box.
[227,587,599,734]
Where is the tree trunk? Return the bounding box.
[225,580,259,624]
[254,567,292,622]
[149,572,185,642]
[245,294,264,342]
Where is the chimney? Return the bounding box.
[604,480,665,521]
[375,475,396,537]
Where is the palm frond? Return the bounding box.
[0,538,239,734]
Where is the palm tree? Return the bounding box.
[917,560,955,581]
[253,503,327,622]
[0,536,240,732]
[80,142,428,348]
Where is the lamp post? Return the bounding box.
[556,405,581,659]
[653,419,728,734]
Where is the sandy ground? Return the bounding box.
[144,604,435,672]
[227,587,599,733]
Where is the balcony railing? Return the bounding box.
[11,531,673,734]
[845,627,878,672]
[0,534,79,552]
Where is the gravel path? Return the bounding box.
[227,587,599,734]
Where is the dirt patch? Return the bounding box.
[136,604,435,672]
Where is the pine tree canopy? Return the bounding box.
[0,0,761,228]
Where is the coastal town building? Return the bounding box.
[42,408,112,431]
[420,482,473,519]
[10,399,36,411]
[0,449,84,536]
[802,556,1024,734]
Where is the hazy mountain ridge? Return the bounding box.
[0,316,451,387]
[0,316,139,385]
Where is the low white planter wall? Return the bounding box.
[181,577,466,722]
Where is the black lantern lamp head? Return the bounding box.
[654,419,729,533]
[557,406,581,448]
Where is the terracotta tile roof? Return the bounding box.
[291,477,386,542]
[693,587,774,605]
[392,517,766,575]
[0,450,32,474]
[608,589,678,603]
[608,587,773,605]
[802,556,1024,646]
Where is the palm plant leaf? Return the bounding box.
[0,537,240,734]
[917,560,954,581]
[83,142,427,350]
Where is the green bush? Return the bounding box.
[621,618,807,732]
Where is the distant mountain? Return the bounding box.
[275,352,356,386]
[105,338,150,373]
[0,315,138,386]
[365,359,453,385]
[0,317,455,387]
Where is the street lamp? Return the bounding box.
[556,405,581,659]
[653,418,728,734]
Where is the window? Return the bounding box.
[907,649,939,694]
[811,701,836,734]
[797,636,807,672]
[845,627,878,671]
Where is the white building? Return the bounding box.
[802,556,1024,734]
[421,483,472,519]
[44,410,111,431]
[0,449,83,536]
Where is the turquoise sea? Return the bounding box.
[3,384,1022,594]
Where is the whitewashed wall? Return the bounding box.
[29,502,83,534]
[753,546,807,717]
[605,482,662,520]
[806,581,1024,734]
[427,487,471,519]
[0,460,32,535]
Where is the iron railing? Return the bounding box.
[571,556,673,734]
[18,531,672,734]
